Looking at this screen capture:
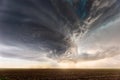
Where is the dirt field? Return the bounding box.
[0,69,120,80]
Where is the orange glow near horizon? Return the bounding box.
[1,55,120,69]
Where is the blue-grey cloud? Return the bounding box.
[0,0,120,64]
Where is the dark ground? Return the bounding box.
[0,69,120,80]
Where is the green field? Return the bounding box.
[0,69,120,80]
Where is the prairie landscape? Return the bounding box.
[0,69,120,80]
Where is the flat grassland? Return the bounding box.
[0,69,120,80]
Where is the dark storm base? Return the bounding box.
[0,69,120,80]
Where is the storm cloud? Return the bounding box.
[0,0,120,68]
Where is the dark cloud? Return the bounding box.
[0,0,120,62]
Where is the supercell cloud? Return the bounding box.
[0,0,120,68]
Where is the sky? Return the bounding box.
[0,0,120,68]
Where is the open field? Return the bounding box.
[0,69,120,80]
